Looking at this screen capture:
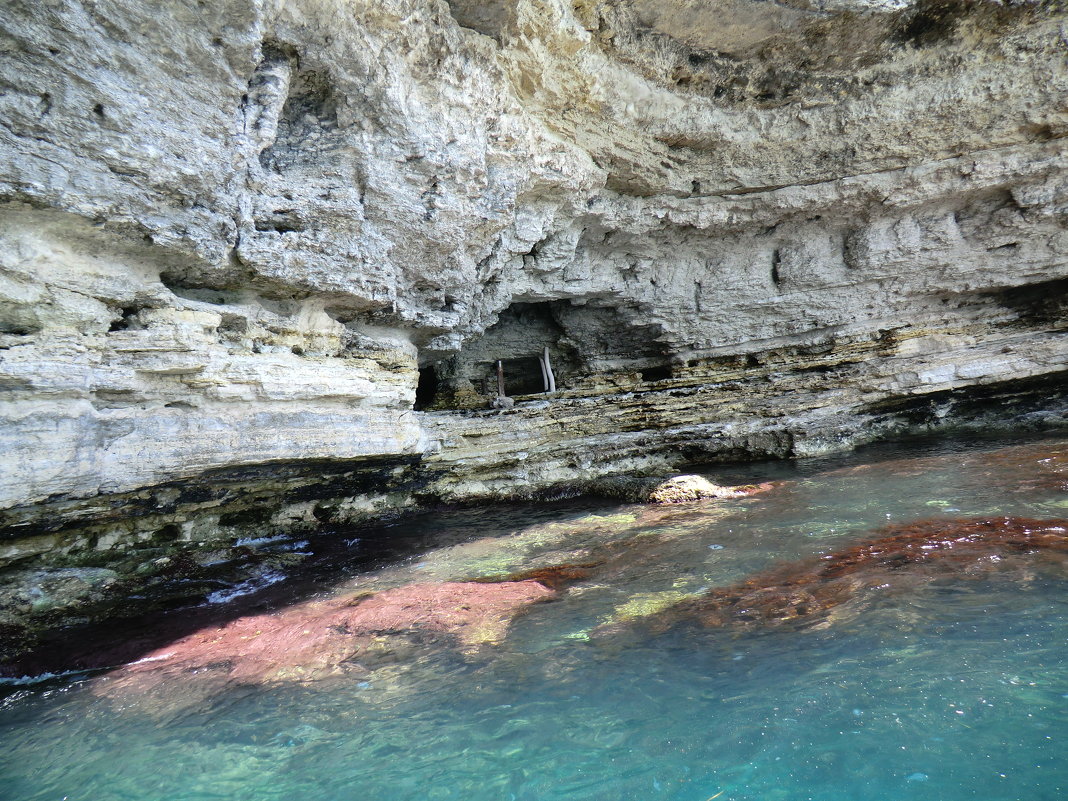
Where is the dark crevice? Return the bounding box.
[860,369,1068,421]
[258,59,340,172]
[1024,123,1057,143]
[254,217,305,234]
[218,314,248,334]
[0,317,40,335]
[640,365,674,383]
[218,507,273,527]
[108,305,144,332]
[498,356,547,396]
[443,0,514,42]
[989,276,1068,327]
[771,250,783,288]
[414,365,440,411]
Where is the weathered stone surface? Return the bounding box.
[646,475,746,503]
[0,0,1066,640]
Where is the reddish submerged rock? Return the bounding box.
[469,562,602,590]
[103,579,555,692]
[607,516,1068,633]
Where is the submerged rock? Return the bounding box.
[100,579,555,694]
[608,590,695,622]
[600,516,1068,634]
[469,562,602,591]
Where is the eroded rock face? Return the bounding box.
[1,0,1066,637]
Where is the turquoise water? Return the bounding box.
[1,435,1067,800]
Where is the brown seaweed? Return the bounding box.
[617,517,1068,632]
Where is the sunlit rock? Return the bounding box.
[647,475,746,503]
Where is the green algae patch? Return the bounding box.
[607,589,696,622]
[390,511,640,585]
[579,512,639,527]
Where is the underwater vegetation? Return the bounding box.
[95,579,556,701]
[469,562,603,590]
[604,516,1068,635]
[89,515,1068,700]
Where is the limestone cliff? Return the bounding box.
[0,0,1066,652]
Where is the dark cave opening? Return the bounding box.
[418,299,672,409]
[108,305,145,332]
[640,365,674,383]
[496,356,548,397]
[414,365,440,411]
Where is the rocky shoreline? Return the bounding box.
[2,435,1065,683]
[2,0,1067,664]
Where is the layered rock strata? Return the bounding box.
[1,0,1066,647]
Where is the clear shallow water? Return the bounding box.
[1,435,1067,801]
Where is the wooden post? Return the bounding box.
[496,360,505,397]
[543,347,556,393]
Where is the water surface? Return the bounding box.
[1,434,1066,800]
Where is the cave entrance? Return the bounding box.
[416,298,671,409]
[494,356,548,397]
[639,364,674,383]
[414,366,440,411]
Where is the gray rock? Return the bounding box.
[0,0,1064,526]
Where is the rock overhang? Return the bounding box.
[0,0,1065,652]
